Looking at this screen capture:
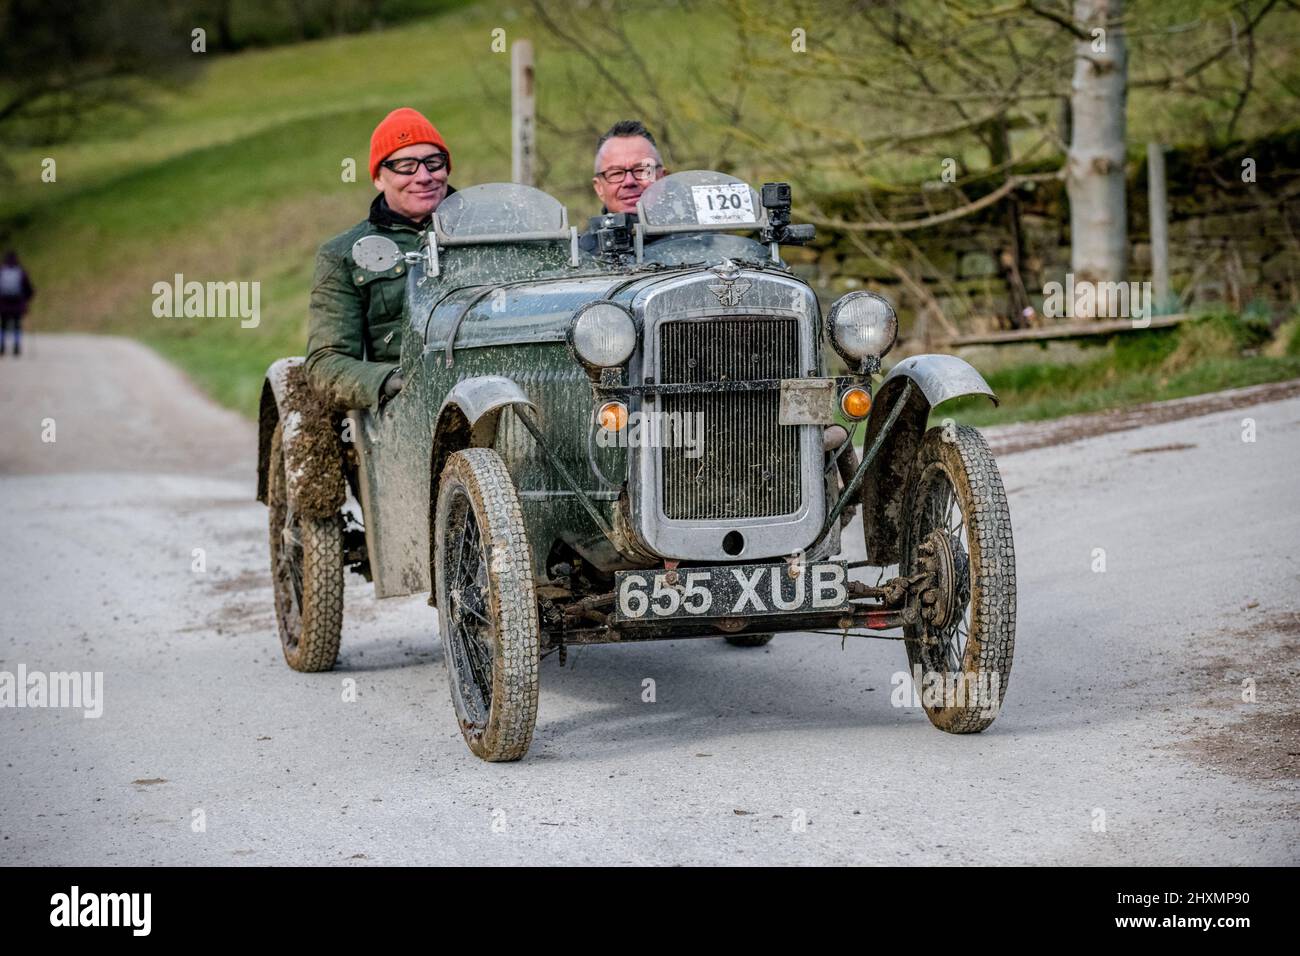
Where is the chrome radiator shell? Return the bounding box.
[626,269,825,561]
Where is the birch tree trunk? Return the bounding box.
[1067,0,1128,315]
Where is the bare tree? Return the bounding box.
[0,0,199,154]
[529,0,1296,328]
[1066,0,1128,301]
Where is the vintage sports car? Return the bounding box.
[257,171,1016,761]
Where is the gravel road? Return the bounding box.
[2,333,1296,865]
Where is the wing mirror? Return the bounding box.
[351,235,422,273]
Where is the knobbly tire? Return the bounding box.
[434,448,540,762]
[267,421,343,672]
[724,633,774,647]
[900,425,1016,733]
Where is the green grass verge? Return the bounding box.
[939,313,1300,428]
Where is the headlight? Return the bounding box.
[827,291,898,362]
[569,301,637,369]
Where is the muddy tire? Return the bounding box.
[900,425,1015,733]
[434,448,540,762]
[267,421,343,672]
[724,633,774,647]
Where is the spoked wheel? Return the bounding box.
[267,421,343,672]
[900,425,1016,733]
[434,448,539,762]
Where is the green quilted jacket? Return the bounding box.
[305,189,454,409]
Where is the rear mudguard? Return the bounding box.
[860,354,997,565]
[256,357,346,519]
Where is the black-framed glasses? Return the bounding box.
[596,162,662,184]
[380,152,449,175]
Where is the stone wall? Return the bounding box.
[790,127,1300,340]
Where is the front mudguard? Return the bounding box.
[860,354,997,565]
[429,375,537,491]
[424,376,538,606]
[256,357,346,519]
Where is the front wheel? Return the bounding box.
[900,425,1016,733]
[434,448,540,762]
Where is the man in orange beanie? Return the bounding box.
[305,107,455,410]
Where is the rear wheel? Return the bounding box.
[434,448,540,762]
[267,421,343,672]
[900,425,1015,733]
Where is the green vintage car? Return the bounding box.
[257,171,1016,761]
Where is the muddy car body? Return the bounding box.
[258,171,1017,760]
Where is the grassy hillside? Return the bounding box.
[3,5,507,410]
[0,1,748,411]
[2,0,1297,416]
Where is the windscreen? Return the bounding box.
[434,182,568,237]
[428,182,577,286]
[637,170,764,229]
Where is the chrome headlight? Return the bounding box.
[827,291,898,362]
[569,301,637,369]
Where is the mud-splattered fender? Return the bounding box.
[425,376,539,608]
[256,357,346,519]
[437,375,537,434]
[860,354,998,565]
[430,375,537,481]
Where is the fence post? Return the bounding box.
[1146,142,1170,313]
[511,40,535,187]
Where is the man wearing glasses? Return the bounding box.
[306,107,454,409]
[580,119,668,252]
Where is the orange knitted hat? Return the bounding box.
[369,107,451,181]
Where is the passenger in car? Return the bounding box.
[579,120,669,253]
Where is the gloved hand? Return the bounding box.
[381,368,405,400]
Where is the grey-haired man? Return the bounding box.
[580,120,668,253]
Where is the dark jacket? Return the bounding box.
[305,189,455,410]
[0,262,34,316]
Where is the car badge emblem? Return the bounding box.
[708,259,751,307]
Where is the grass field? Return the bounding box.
[0,1,749,412]
[2,0,1297,417]
[943,315,1300,427]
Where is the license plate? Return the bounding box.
[612,561,851,622]
[778,377,835,425]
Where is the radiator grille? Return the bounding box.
[658,317,802,520]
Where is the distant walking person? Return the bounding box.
[0,251,34,357]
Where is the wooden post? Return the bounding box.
[511,40,535,187]
[1146,141,1170,312]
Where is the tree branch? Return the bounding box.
[806,172,1060,233]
